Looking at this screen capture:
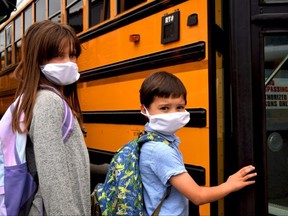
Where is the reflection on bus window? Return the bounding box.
[35,0,46,21]
[264,34,288,216]
[67,0,75,5]
[117,0,146,14]
[0,30,4,70]
[48,0,61,21]
[5,24,12,66]
[50,14,61,23]
[14,16,22,63]
[48,0,61,17]
[66,1,83,34]
[24,6,32,33]
[88,0,110,28]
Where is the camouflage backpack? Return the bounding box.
[91,131,171,216]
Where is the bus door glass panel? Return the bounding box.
[264,34,288,216]
[88,0,110,28]
[66,0,83,34]
[35,0,46,21]
[5,24,12,66]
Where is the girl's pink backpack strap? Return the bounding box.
[39,84,74,142]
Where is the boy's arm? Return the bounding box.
[169,165,256,205]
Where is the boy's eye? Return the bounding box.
[177,106,185,110]
[160,107,169,111]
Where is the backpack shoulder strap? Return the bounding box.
[39,84,74,142]
[137,131,172,215]
[152,186,172,216]
[137,131,170,146]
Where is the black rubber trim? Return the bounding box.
[79,42,205,81]
[83,108,206,128]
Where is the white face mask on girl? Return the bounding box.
[40,62,80,86]
[141,108,190,135]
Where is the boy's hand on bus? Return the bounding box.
[226,165,257,192]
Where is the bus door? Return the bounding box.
[264,36,288,216]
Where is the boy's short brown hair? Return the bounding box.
[139,71,187,108]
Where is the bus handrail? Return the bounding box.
[265,54,288,87]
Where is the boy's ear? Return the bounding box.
[140,104,146,114]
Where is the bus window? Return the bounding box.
[66,0,83,34]
[24,5,32,33]
[14,15,22,63]
[117,0,146,14]
[88,0,110,28]
[0,30,4,70]
[264,34,288,215]
[5,24,12,67]
[35,0,46,21]
[48,0,61,22]
[67,0,75,5]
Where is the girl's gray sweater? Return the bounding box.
[29,89,91,216]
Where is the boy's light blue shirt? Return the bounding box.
[139,123,189,216]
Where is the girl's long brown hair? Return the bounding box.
[12,20,82,133]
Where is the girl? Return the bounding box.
[12,20,90,215]
[139,71,257,215]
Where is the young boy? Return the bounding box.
[139,71,256,215]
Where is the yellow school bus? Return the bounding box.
[1,0,288,215]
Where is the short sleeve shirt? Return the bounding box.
[139,124,189,216]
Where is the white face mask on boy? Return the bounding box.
[40,62,80,86]
[141,108,190,135]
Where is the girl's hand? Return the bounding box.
[226,165,257,192]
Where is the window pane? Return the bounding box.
[6,46,12,66]
[48,0,61,17]
[50,14,61,23]
[36,0,46,21]
[15,40,22,63]
[117,0,146,14]
[15,16,21,41]
[89,0,110,27]
[67,1,83,33]
[0,52,4,70]
[0,30,4,52]
[24,6,32,33]
[5,25,12,46]
[66,0,75,6]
